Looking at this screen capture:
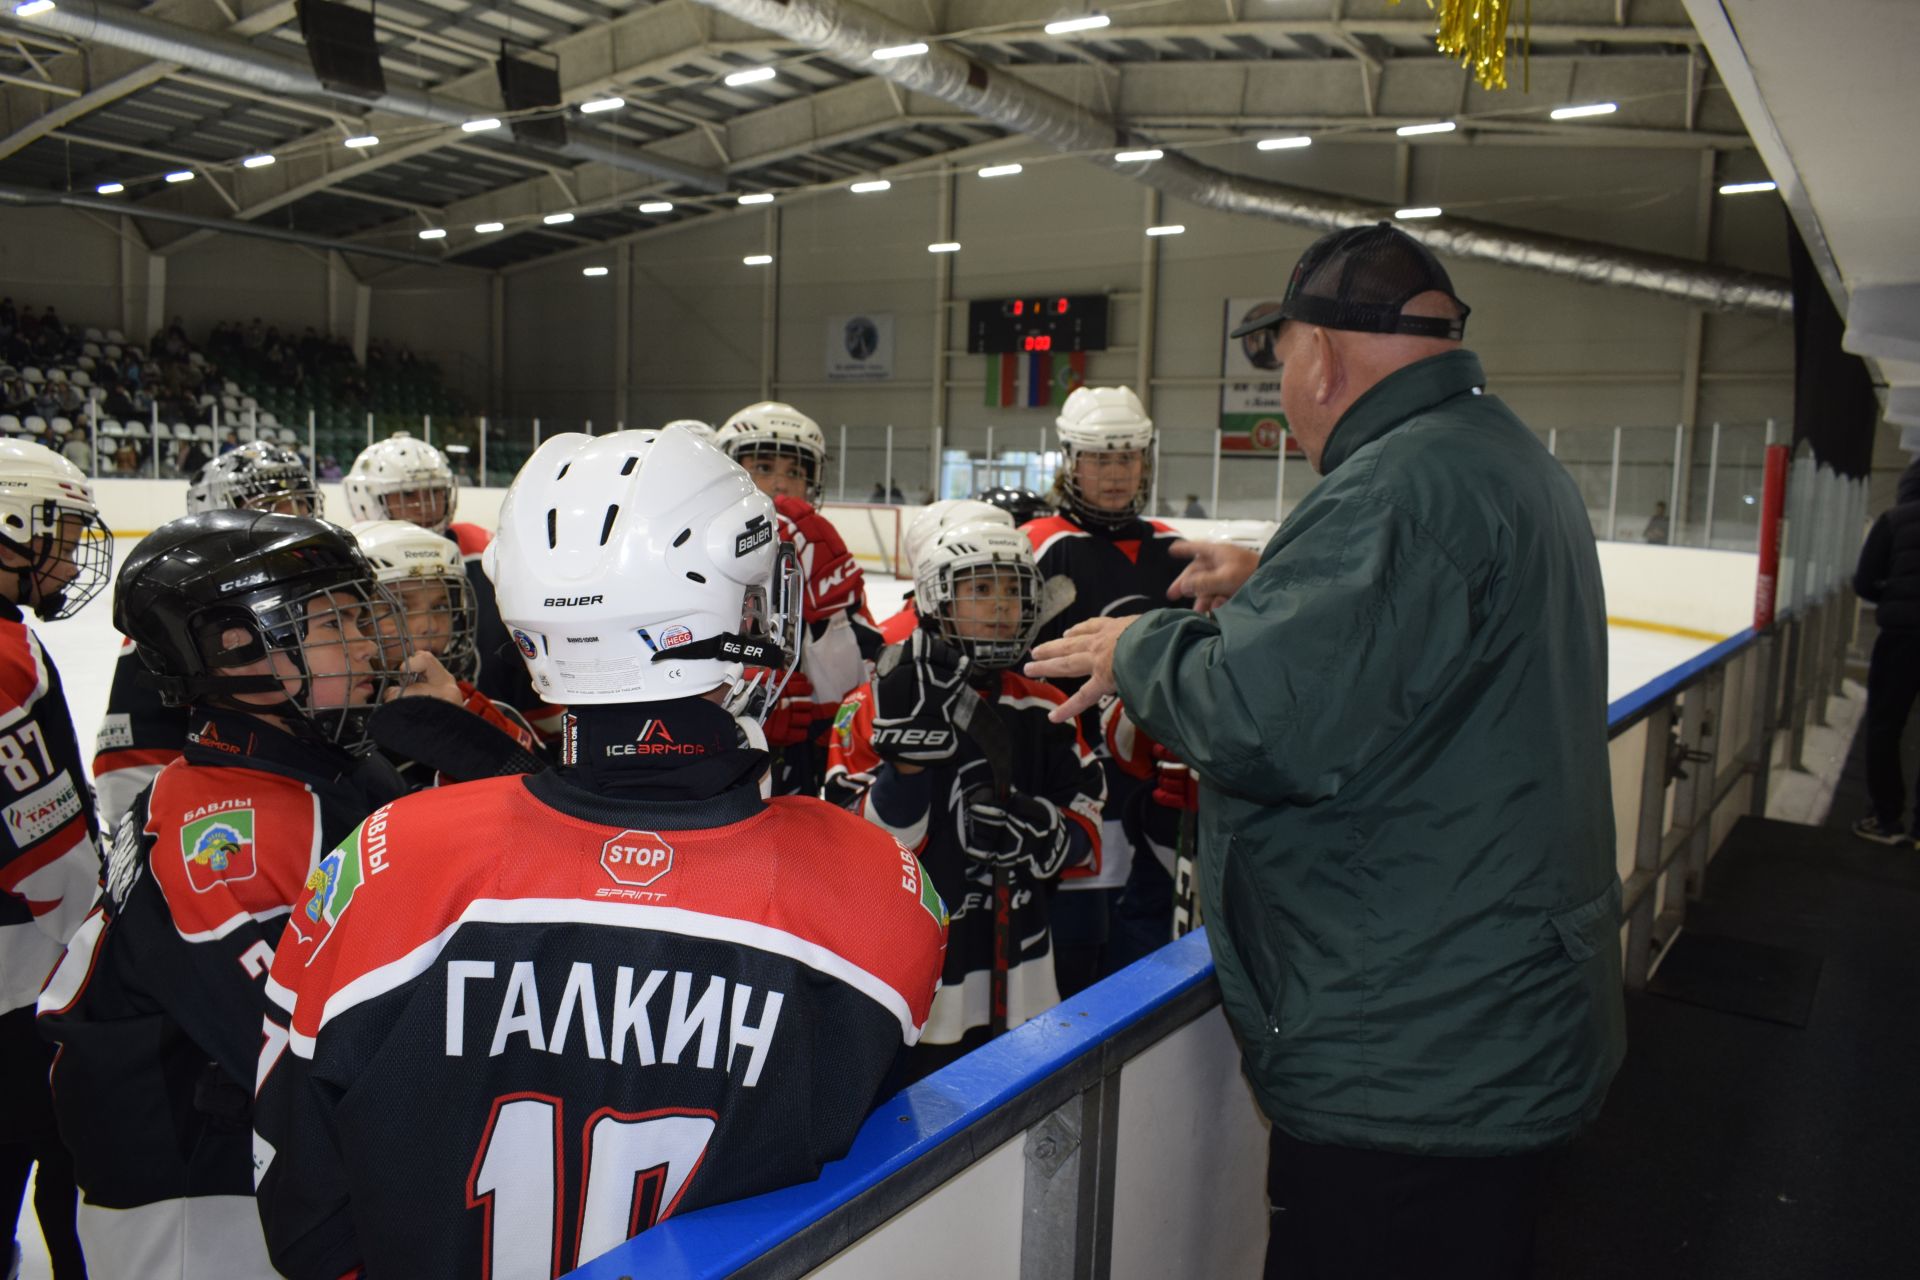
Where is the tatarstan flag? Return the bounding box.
[986,350,1086,408]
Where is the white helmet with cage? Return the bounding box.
[485,428,800,715]
[903,498,1014,575]
[0,438,113,621]
[1054,384,1153,526]
[344,432,458,533]
[349,519,479,684]
[661,418,717,445]
[912,519,1045,671]
[713,401,826,503]
[186,441,323,517]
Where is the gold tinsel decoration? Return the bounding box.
[1388,0,1533,92]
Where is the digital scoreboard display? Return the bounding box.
[967,294,1109,354]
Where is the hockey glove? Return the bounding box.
[869,630,970,765]
[763,671,835,748]
[1150,744,1199,812]
[961,792,1072,881]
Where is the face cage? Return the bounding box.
[726,540,804,722]
[1058,445,1151,529]
[21,501,113,622]
[923,558,1045,670]
[243,579,414,751]
[390,570,478,685]
[732,441,823,506]
[229,470,324,518]
[372,479,455,534]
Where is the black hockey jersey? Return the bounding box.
[825,670,1104,1043]
[38,709,406,1215]
[93,637,188,840]
[0,598,103,1015]
[253,767,947,1280]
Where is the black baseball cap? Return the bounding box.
[1230,222,1470,341]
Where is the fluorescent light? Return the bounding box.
[582,266,609,277]
[579,97,625,114]
[543,212,575,225]
[474,222,505,233]
[927,241,961,253]
[15,1,56,16]
[1550,102,1617,120]
[95,182,124,195]
[724,67,776,87]
[164,170,194,184]
[637,201,673,214]
[737,192,774,205]
[1146,224,1185,237]
[242,154,276,169]
[1257,135,1312,151]
[850,179,891,193]
[743,254,773,266]
[873,42,928,60]
[1045,15,1111,35]
[978,163,1023,178]
[1396,121,1456,136]
[418,228,447,240]
[1395,206,1443,219]
[1718,180,1778,196]
[1115,148,1163,163]
[343,135,379,149]
[461,118,502,133]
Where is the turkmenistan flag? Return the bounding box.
[986,350,1087,408]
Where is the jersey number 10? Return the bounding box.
[468,1095,717,1278]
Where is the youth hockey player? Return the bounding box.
[94,441,326,835]
[1023,386,1188,990]
[978,484,1052,528]
[828,520,1103,1078]
[252,427,947,1280]
[345,432,552,734]
[38,511,421,1278]
[714,401,879,794]
[877,499,1015,645]
[0,440,111,1280]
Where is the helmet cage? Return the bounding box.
[206,462,322,518]
[1057,442,1152,529]
[921,554,1045,670]
[731,440,823,506]
[5,497,113,622]
[716,539,803,721]
[386,570,478,685]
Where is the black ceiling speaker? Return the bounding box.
[498,44,568,149]
[297,0,387,100]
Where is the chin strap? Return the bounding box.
[649,632,788,668]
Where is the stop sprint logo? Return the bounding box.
[600,830,675,888]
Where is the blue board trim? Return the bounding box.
[1607,627,1759,735]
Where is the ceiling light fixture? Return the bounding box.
[14,1,56,16]
[1718,180,1778,195]
[1146,224,1185,236]
[873,42,929,60]
[927,241,961,253]
[583,267,609,277]
[637,201,673,214]
[850,179,891,193]
[1045,15,1110,35]
[164,170,194,184]
[724,67,776,87]
[95,182,124,195]
[343,135,378,149]
[743,254,773,266]
[461,118,502,133]
[418,228,447,240]
[543,212,575,225]
[1115,148,1163,163]
[1550,102,1617,120]
[737,192,774,205]
[474,222,505,233]
[978,163,1023,178]
[1257,135,1312,151]
[1396,121,1456,136]
[1395,206,1443,219]
[580,97,624,114]
[242,154,276,169]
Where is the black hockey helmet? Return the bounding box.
[976,486,1052,528]
[185,440,322,517]
[115,511,412,748]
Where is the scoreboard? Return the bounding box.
[967,294,1109,354]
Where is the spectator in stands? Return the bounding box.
[1183,493,1207,517]
[53,382,85,418]
[114,440,140,476]
[102,382,136,422]
[1028,223,1623,1280]
[318,455,342,482]
[180,434,211,477]
[218,430,239,456]
[1643,501,1670,545]
[31,386,59,424]
[39,306,65,345]
[1,374,27,414]
[1850,456,1920,848]
[244,318,264,352]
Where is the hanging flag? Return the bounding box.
[985,351,1087,408]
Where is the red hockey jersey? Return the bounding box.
[254,768,947,1280]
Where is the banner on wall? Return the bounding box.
[826,313,895,381]
[985,350,1087,409]
[1220,297,1302,455]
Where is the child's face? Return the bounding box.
[740,449,812,501]
[949,567,1026,643]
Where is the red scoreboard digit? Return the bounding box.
[966,295,1109,354]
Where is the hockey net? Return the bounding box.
[820,502,907,578]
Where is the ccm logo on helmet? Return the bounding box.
[544,595,603,607]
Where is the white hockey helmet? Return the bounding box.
[912,520,1046,671]
[485,428,800,714]
[350,519,478,683]
[661,418,718,445]
[186,441,323,517]
[0,438,113,620]
[714,401,826,503]
[1054,384,1152,526]
[344,432,458,533]
[903,498,1014,575]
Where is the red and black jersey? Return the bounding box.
[824,671,1104,1044]
[37,709,406,1218]
[0,599,102,1015]
[877,598,919,646]
[253,768,947,1280]
[93,637,188,840]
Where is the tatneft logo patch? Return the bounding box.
[97,713,134,752]
[180,806,256,892]
[5,772,82,845]
[601,830,674,888]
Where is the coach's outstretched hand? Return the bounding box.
[1025,615,1138,725]
[1167,539,1261,614]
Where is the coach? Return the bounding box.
[1028,223,1625,1279]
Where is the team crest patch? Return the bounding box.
[512,629,539,660]
[659,624,693,649]
[832,699,857,747]
[303,845,364,929]
[180,808,257,892]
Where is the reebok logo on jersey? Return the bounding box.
[601,830,674,888]
[4,772,81,845]
[180,807,256,892]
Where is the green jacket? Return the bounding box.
[1114,350,1625,1155]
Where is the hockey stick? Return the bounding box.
[1167,763,1202,939]
[367,696,546,783]
[952,691,1014,1037]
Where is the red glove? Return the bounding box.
[1151,744,1199,812]
[763,671,834,747]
